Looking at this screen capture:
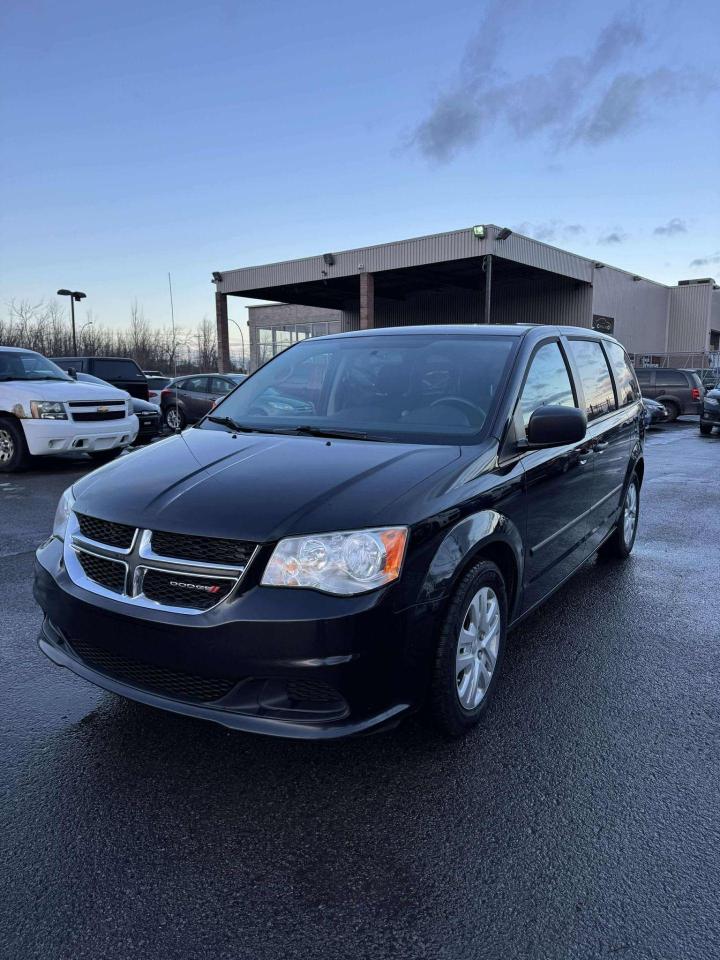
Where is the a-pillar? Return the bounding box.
[215,292,231,372]
[359,272,374,329]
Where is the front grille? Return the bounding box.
[141,568,234,610]
[76,550,126,594]
[72,411,125,422]
[151,530,256,566]
[286,679,341,704]
[76,513,136,549]
[68,636,237,703]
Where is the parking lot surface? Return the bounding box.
[2,424,719,960]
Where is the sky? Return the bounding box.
[1,0,718,353]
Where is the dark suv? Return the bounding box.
[35,325,644,739]
[633,367,703,421]
[52,357,149,400]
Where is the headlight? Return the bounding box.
[52,486,75,541]
[30,400,68,420]
[261,527,408,595]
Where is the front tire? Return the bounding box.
[700,423,713,436]
[599,474,640,560]
[0,417,31,472]
[430,560,507,738]
[164,406,186,430]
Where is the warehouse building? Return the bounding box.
[211,225,720,372]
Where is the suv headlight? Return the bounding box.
[30,400,68,420]
[261,527,408,595]
[52,486,76,540]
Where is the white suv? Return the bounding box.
[0,347,138,472]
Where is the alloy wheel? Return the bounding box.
[623,482,638,544]
[0,429,14,463]
[455,586,501,711]
[166,408,181,430]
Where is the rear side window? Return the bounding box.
[183,377,209,393]
[211,377,234,395]
[569,339,617,421]
[604,341,640,406]
[634,369,652,385]
[93,358,145,380]
[655,370,687,387]
[519,341,576,433]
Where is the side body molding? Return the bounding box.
[419,509,525,615]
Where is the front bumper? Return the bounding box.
[34,538,433,739]
[22,415,139,456]
[701,406,720,425]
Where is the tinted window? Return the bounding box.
[655,370,687,387]
[604,341,640,406]
[211,377,234,395]
[205,333,517,445]
[570,339,617,421]
[182,377,209,393]
[92,358,145,380]
[519,341,576,432]
[147,376,171,390]
[634,369,652,384]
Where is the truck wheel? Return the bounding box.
[700,423,713,436]
[663,400,679,422]
[0,417,31,472]
[599,474,640,560]
[430,560,507,738]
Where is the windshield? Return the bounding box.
[0,350,72,382]
[201,333,518,444]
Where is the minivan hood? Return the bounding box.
[73,427,462,542]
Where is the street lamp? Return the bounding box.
[228,318,246,372]
[57,289,87,355]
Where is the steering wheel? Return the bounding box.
[430,396,487,422]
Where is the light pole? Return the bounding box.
[79,320,93,354]
[228,318,246,371]
[57,289,87,355]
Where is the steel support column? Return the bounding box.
[483,255,492,325]
[215,292,231,372]
[359,272,374,329]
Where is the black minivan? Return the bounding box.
[35,325,644,739]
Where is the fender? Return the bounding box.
[419,509,525,617]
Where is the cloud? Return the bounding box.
[410,9,715,162]
[654,218,688,236]
[598,230,627,245]
[513,220,587,243]
[689,252,720,267]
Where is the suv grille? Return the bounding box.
[151,530,256,566]
[76,551,126,594]
[76,513,136,549]
[68,636,237,702]
[142,568,235,610]
[72,410,125,422]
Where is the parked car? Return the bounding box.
[682,368,719,392]
[642,397,668,428]
[52,356,149,400]
[160,373,245,429]
[145,375,173,404]
[700,387,720,436]
[0,347,138,471]
[75,372,162,445]
[633,367,703,421]
[35,325,644,740]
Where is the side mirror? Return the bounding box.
[67,366,78,379]
[526,405,587,447]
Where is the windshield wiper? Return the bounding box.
[206,415,261,433]
[270,424,370,441]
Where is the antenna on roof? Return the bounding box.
[168,272,180,431]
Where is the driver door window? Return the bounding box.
[519,341,576,437]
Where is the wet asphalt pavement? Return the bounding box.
[1,423,719,960]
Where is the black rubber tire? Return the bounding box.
[0,417,31,473]
[430,560,507,739]
[663,400,680,423]
[88,448,123,464]
[164,406,186,430]
[700,423,713,436]
[599,474,640,560]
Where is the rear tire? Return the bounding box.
[599,474,640,560]
[663,400,680,423]
[700,423,713,436]
[165,406,186,430]
[430,560,507,738]
[0,417,31,472]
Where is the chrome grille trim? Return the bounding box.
[65,512,259,616]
